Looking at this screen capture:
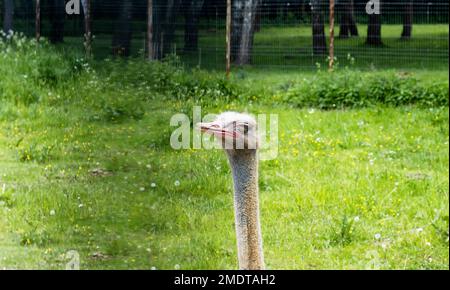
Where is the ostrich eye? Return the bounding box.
[242,123,249,134]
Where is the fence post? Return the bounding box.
[226,0,232,78]
[147,0,154,60]
[83,0,92,58]
[329,0,335,70]
[35,0,41,43]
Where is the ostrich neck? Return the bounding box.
[227,149,265,270]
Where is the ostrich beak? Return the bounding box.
[197,122,240,139]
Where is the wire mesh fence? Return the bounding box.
[1,0,448,71]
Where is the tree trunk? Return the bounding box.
[152,1,164,59]
[231,0,260,65]
[311,0,327,55]
[366,12,382,46]
[49,0,65,43]
[3,0,14,33]
[401,1,413,39]
[339,4,349,38]
[226,0,231,77]
[339,0,358,38]
[366,1,383,46]
[231,0,244,62]
[235,0,260,65]
[348,0,358,37]
[147,0,154,59]
[81,0,92,58]
[184,0,205,52]
[162,0,182,56]
[112,0,133,56]
[152,0,182,59]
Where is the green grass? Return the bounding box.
[1,101,448,270]
[0,34,448,270]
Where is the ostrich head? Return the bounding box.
[197,112,258,152]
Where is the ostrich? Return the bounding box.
[198,112,265,270]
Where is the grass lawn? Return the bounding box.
[0,31,448,270]
[1,98,448,269]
